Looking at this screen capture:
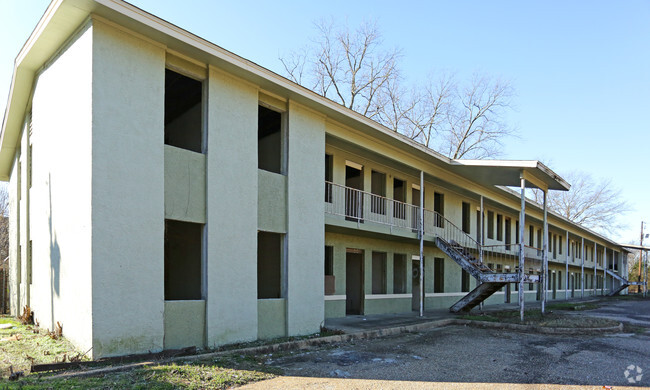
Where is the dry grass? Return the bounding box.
[0,315,87,379]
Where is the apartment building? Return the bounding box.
[0,0,632,358]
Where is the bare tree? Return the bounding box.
[441,74,516,159]
[532,171,630,235]
[280,20,515,159]
[281,19,401,121]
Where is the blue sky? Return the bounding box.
[1,1,649,244]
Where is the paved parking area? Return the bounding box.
[244,297,650,389]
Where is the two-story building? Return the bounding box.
[0,0,632,358]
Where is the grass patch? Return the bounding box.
[462,309,619,328]
[10,353,279,389]
[0,315,87,379]
[546,302,598,311]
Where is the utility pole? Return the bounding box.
[640,222,644,294]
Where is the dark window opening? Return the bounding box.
[515,220,519,244]
[345,165,363,221]
[393,254,407,294]
[258,105,283,174]
[434,257,445,293]
[461,269,470,292]
[325,246,335,295]
[505,218,512,249]
[393,178,406,219]
[461,202,471,234]
[165,69,203,153]
[528,225,534,247]
[434,192,444,228]
[164,219,203,300]
[372,252,387,294]
[486,210,494,239]
[258,231,283,299]
[325,154,333,203]
[371,171,386,214]
[496,214,503,241]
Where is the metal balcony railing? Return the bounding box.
[325,182,420,231]
[325,181,542,276]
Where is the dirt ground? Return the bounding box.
[244,297,650,389]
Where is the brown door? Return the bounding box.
[412,259,424,311]
[346,251,364,315]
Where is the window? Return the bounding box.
[462,202,471,234]
[559,238,563,255]
[165,69,203,153]
[515,220,519,244]
[461,269,470,292]
[537,229,542,249]
[496,214,503,241]
[325,154,333,203]
[165,220,203,300]
[325,246,334,276]
[372,252,387,294]
[257,231,283,299]
[393,254,407,294]
[487,211,494,239]
[434,192,444,228]
[505,218,512,249]
[528,225,534,247]
[393,178,406,219]
[371,171,386,214]
[258,105,284,174]
[324,246,335,295]
[434,257,445,293]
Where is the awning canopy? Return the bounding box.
[449,160,570,192]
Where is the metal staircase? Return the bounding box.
[605,269,644,296]
[436,237,524,312]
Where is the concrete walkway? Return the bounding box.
[324,296,602,334]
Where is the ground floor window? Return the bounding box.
[164,219,203,300]
[393,254,407,294]
[258,231,284,299]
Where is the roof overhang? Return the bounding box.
[449,160,570,192]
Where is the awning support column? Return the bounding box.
[518,175,526,322]
[542,191,548,314]
[419,170,424,317]
[565,231,569,300]
[594,242,598,296]
[581,237,585,298]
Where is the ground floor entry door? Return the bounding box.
[346,251,364,315]
[412,257,424,311]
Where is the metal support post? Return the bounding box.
[419,171,424,317]
[581,237,585,298]
[600,246,607,295]
[565,231,569,300]
[594,242,597,296]
[542,191,548,314]
[518,176,526,322]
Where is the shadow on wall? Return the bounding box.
[48,174,61,328]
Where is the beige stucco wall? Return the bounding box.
[28,24,94,353]
[8,153,19,316]
[205,68,258,346]
[90,20,166,357]
[164,145,206,223]
[164,300,205,349]
[257,299,286,339]
[258,170,286,233]
[285,102,325,336]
